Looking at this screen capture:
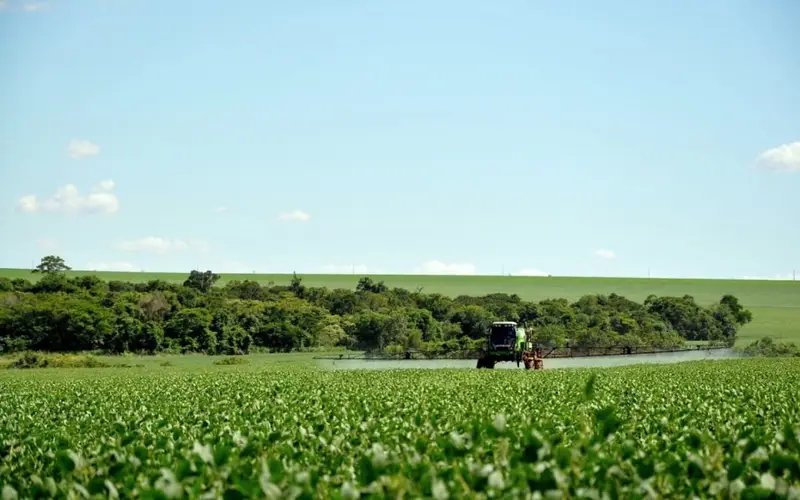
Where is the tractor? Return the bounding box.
[476,321,543,370]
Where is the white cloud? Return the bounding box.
[277,210,311,222]
[219,261,253,273]
[87,261,140,272]
[320,264,369,274]
[595,249,616,260]
[67,139,100,159]
[414,260,476,275]
[17,181,119,214]
[0,1,9,10]
[516,268,548,276]
[37,238,58,250]
[23,2,49,11]
[17,195,38,213]
[737,274,797,281]
[755,141,800,172]
[213,206,228,213]
[116,236,208,255]
[93,179,115,192]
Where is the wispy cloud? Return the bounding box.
[413,260,476,275]
[37,238,59,250]
[755,141,800,173]
[516,268,549,276]
[737,273,797,281]
[320,264,369,274]
[219,261,253,273]
[23,2,49,11]
[67,139,100,159]
[115,237,208,255]
[17,180,119,214]
[87,261,141,272]
[595,249,616,260]
[0,1,51,12]
[277,210,311,222]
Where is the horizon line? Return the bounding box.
[1,267,796,283]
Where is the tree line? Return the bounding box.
[0,256,753,355]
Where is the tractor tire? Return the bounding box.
[476,356,495,369]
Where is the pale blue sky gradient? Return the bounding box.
[1,0,798,278]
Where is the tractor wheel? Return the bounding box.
[476,356,495,369]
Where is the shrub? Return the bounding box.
[8,352,111,369]
[212,356,249,366]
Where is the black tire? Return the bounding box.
[477,356,494,369]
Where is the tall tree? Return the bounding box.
[183,270,221,293]
[32,255,71,274]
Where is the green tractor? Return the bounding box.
[476,321,543,370]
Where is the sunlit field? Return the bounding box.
[1,355,799,497]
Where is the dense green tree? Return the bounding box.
[32,255,71,274]
[0,278,14,293]
[164,308,216,353]
[0,264,753,355]
[356,277,388,294]
[449,305,497,339]
[183,270,221,293]
[288,272,305,299]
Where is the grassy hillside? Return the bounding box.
[2,268,798,344]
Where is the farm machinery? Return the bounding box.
[476,321,543,370]
[314,320,729,368]
[473,320,730,370]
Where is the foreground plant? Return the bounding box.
[1,358,799,498]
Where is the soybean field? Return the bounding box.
[1,356,799,498]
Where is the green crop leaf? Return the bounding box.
[583,373,597,401]
[54,450,76,474]
[1,356,799,498]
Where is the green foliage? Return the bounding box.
[7,352,111,369]
[356,277,388,294]
[0,266,753,355]
[739,337,800,358]
[31,255,71,274]
[1,358,799,497]
[183,270,221,293]
[212,356,249,366]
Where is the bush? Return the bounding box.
[213,356,249,366]
[738,337,800,358]
[8,352,111,369]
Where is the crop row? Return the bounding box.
[1,358,800,498]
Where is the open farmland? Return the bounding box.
[1,356,799,498]
[1,268,798,345]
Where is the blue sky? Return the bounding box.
[1,0,798,279]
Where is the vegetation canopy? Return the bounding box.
[0,256,754,356]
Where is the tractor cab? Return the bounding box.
[489,321,524,352]
[478,321,540,369]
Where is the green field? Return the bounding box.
[1,354,799,497]
[2,268,798,345]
